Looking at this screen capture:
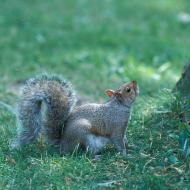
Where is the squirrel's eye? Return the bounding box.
[126,88,131,93]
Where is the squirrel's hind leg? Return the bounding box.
[59,138,81,155]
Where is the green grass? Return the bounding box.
[0,0,190,189]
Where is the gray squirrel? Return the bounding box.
[10,74,139,156]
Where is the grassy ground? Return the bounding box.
[0,0,190,189]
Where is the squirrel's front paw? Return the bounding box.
[92,154,102,161]
[117,149,127,157]
[122,150,127,156]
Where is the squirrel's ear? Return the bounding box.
[105,89,115,97]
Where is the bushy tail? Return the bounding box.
[12,74,76,148]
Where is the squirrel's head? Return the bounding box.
[105,81,139,106]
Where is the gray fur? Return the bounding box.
[61,97,134,155]
[60,81,138,155]
[13,74,76,147]
[14,75,138,156]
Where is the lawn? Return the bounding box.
[0,0,190,189]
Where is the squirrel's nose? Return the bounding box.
[130,81,137,89]
[132,80,137,86]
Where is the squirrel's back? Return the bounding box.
[13,74,76,147]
